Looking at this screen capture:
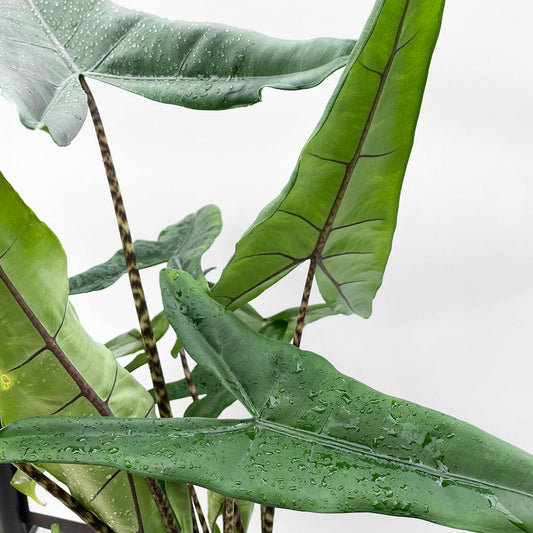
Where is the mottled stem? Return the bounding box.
[14,462,114,533]
[189,485,209,533]
[261,505,275,533]
[79,75,179,533]
[223,498,234,533]
[292,258,317,348]
[234,502,245,533]
[179,348,199,401]
[79,74,172,420]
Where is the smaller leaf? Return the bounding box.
[184,388,235,419]
[208,492,254,533]
[161,365,221,401]
[10,469,45,506]
[51,525,61,533]
[69,206,221,294]
[266,303,337,342]
[259,321,288,341]
[165,482,194,533]
[124,352,149,373]
[106,311,169,358]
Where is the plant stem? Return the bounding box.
[189,485,209,533]
[127,473,145,533]
[292,259,317,348]
[79,74,172,420]
[223,497,234,533]
[179,348,199,401]
[182,352,209,532]
[234,503,245,533]
[261,505,275,533]
[14,462,114,533]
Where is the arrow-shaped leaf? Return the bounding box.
[0,0,355,145]
[0,172,168,533]
[69,205,221,295]
[212,0,444,318]
[2,270,532,533]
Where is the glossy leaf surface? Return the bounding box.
[0,0,355,145]
[0,173,165,533]
[70,205,221,294]
[2,270,533,533]
[212,0,444,318]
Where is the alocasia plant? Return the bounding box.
[0,0,531,532]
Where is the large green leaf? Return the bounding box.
[212,0,444,318]
[0,172,167,533]
[2,270,533,533]
[69,205,222,295]
[0,0,355,146]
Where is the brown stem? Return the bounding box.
[189,485,209,533]
[79,74,172,420]
[223,498,234,533]
[14,462,114,533]
[188,487,200,533]
[181,349,210,532]
[79,73,178,532]
[234,502,245,533]
[180,348,199,401]
[261,505,275,533]
[292,259,317,348]
[145,478,180,533]
[127,473,145,533]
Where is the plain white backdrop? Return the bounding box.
[1,1,532,532]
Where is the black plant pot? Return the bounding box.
[0,464,34,533]
[0,465,96,533]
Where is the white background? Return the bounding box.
[1,1,532,532]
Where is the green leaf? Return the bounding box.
[0,172,166,533]
[0,0,355,145]
[106,310,169,358]
[3,270,533,533]
[165,481,195,533]
[165,302,334,413]
[164,364,221,401]
[208,492,254,533]
[184,387,235,419]
[212,0,444,318]
[265,303,338,342]
[69,205,221,295]
[10,469,45,506]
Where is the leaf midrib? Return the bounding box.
[256,418,533,500]
[305,0,411,313]
[53,415,533,501]
[25,0,78,73]
[88,58,350,84]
